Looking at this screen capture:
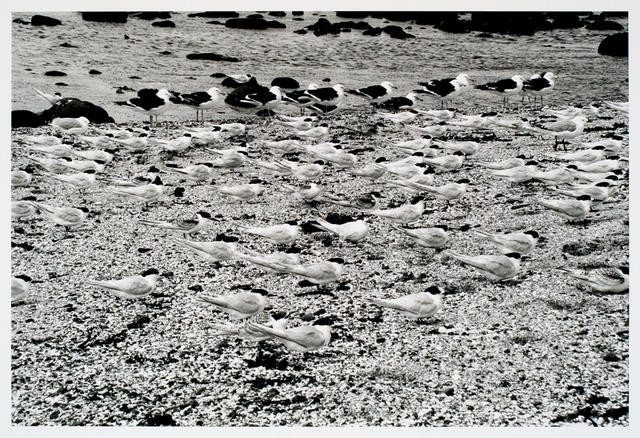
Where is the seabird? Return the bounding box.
[271,77,301,92]
[476,75,526,108]
[347,81,396,104]
[523,71,555,106]
[221,74,257,88]
[240,86,283,112]
[376,92,419,111]
[303,84,346,106]
[115,88,180,126]
[175,87,223,122]
[415,73,471,107]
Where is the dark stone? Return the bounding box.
[382,25,415,38]
[88,69,102,75]
[129,75,141,79]
[152,20,176,28]
[60,42,78,48]
[362,27,383,36]
[268,11,286,17]
[225,17,285,30]
[477,32,493,38]
[292,11,304,16]
[13,18,30,25]
[246,14,263,19]
[187,11,240,18]
[81,12,128,23]
[159,50,172,55]
[336,11,370,19]
[124,34,130,39]
[598,32,628,57]
[31,15,62,26]
[294,29,308,35]
[586,20,624,31]
[55,82,68,86]
[40,98,115,124]
[186,52,240,62]
[469,12,549,35]
[435,18,471,33]
[139,413,177,426]
[44,70,67,76]
[600,12,628,18]
[12,110,44,128]
[133,12,172,20]
[306,18,341,36]
[207,21,223,25]
[549,12,586,29]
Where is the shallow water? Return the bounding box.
[12,11,628,123]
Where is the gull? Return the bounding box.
[364,198,425,224]
[197,291,268,320]
[12,201,37,220]
[282,183,323,202]
[533,195,591,221]
[522,71,555,106]
[60,159,105,173]
[159,162,214,183]
[237,248,301,274]
[271,160,323,180]
[110,136,150,152]
[311,217,369,242]
[12,275,32,302]
[474,230,539,254]
[34,88,62,105]
[415,73,472,107]
[549,146,607,163]
[171,238,238,263]
[241,85,283,112]
[281,83,320,111]
[552,181,613,203]
[71,149,114,163]
[298,141,340,155]
[237,223,300,245]
[115,88,179,126]
[303,84,346,106]
[86,269,160,299]
[246,321,332,352]
[111,176,164,205]
[206,317,286,342]
[398,179,469,202]
[377,110,419,124]
[218,183,265,201]
[477,155,526,170]
[406,124,447,138]
[433,140,479,156]
[348,163,386,180]
[139,211,213,237]
[365,285,443,319]
[576,157,626,174]
[12,170,33,187]
[538,115,588,150]
[348,81,396,104]
[377,92,419,111]
[151,135,192,153]
[27,143,73,158]
[394,225,449,249]
[28,156,71,174]
[29,202,89,228]
[443,250,521,281]
[175,87,223,122]
[270,259,344,286]
[77,135,115,149]
[45,171,97,190]
[307,102,343,116]
[489,161,540,183]
[475,75,525,107]
[422,152,465,172]
[544,104,597,120]
[51,116,90,135]
[601,101,628,114]
[558,266,629,293]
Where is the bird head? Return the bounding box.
[505,252,521,259]
[524,230,540,239]
[425,285,443,295]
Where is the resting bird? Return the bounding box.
[12,201,37,220]
[366,285,443,319]
[29,202,89,228]
[377,92,419,111]
[363,197,425,224]
[115,88,180,126]
[415,73,471,107]
[443,250,521,281]
[474,230,539,254]
[557,266,629,293]
[197,291,268,320]
[246,321,332,352]
[12,170,33,187]
[206,316,286,341]
[111,176,164,205]
[237,223,300,245]
[348,81,396,104]
[51,116,90,135]
[282,183,323,202]
[218,183,264,202]
[171,238,237,264]
[271,259,344,286]
[394,225,449,249]
[533,195,591,221]
[86,269,160,299]
[139,211,213,237]
[475,75,525,108]
[159,163,214,184]
[311,217,369,242]
[12,275,32,302]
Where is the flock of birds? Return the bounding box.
[11,70,630,353]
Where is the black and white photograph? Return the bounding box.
[7,1,634,431]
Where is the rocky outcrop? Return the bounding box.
[187,11,239,18]
[224,17,286,30]
[12,110,44,128]
[598,32,628,57]
[31,15,62,26]
[585,20,624,31]
[132,12,171,20]
[152,20,176,28]
[81,12,128,23]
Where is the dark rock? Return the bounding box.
[293,29,308,35]
[469,12,548,35]
[598,32,628,57]
[40,98,115,124]
[336,11,370,19]
[207,21,223,25]
[137,248,152,253]
[600,12,628,18]
[225,17,285,30]
[12,110,44,128]
[129,75,142,79]
[300,313,314,322]
[586,20,624,30]
[44,70,67,76]
[13,18,30,25]
[549,12,586,29]
[81,12,128,23]
[322,78,331,82]
[133,12,172,20]
[382,25,415,38]
[435,18,471,33]
[88,69,102,75]
[268,11,286,17]
[187,11,240,18]
[159,50,172,55]
[246,14,264,19]
[124,34,130,39]
[292,18,304,22]
[139,413,177,426]
[60,42,78,48]
[306,18,341,36]
[55,82,68,86]
[477,32,493,38]
[152,20,175,27]
[292,11,304,16]
[363,27,383,36]
[31,15,62,26]
[186,52,240,62]
[173,187,185,197]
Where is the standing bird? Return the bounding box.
[303,84,346,106]
[443,250,521,281]
[246,321,332,352]
[474,230,539,254]
[348,81,396,105]
[86,269,160,299]
[366,285,443,319]
[558,266,629,293]
[281,83,320,113]
[115,88,180,126]
[271,77,300,93]
[475,75,525,108]
[537,115,588,150]
[197,291,268,320]
[241,86,283,112]
[415,73,472,107]
[533,195,591,221]
[523,71,555,106]
[51,116,90,136]
[174,87,223,122]
[311,217,369,242]
[377,92,419,111]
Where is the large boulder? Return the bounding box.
[598,32,628,57]
[152,20,176,28]
[469,12,550,35]
[12,110,45,128]
[132,12,171,20]
[81,12,128,23]
[31,15,62,26]
[186,52,240,62]
[188,11,239,18]
[224,17,285,30]
[40,98,115,124]
[382,25,415,39]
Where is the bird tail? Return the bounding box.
[311,217,336,234]
[442,250,476,267]
[364,296,389,307]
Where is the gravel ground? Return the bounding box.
[10,101,629,426]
